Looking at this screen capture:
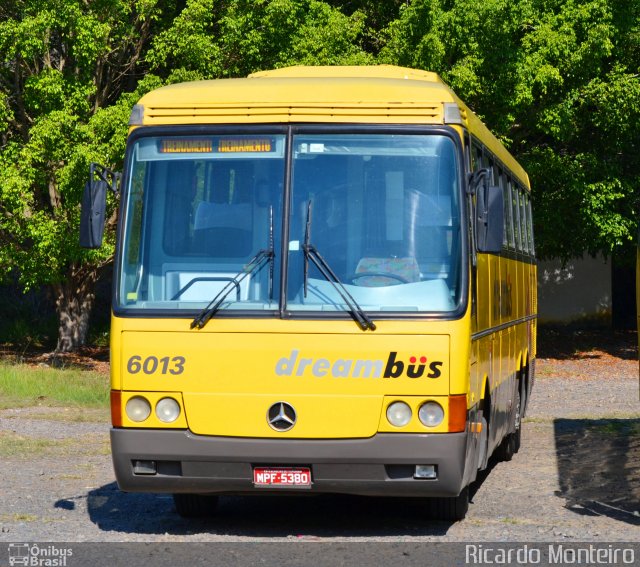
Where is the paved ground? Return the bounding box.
[0,331,638,544]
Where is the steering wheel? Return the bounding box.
[349,272,410,286]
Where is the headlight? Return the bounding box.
[125,396,151,422]
[418,401,445,427]
[155,397,181,423]
[386,401,412,427]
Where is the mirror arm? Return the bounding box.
[466,167,491,196]
[90,163,121,194]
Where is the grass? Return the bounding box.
[533,365,555,378]
[499,517,528,525]
[592,420,640,436]
[6,407,111,422]
[0,430,109,458]
[0,513,38,522]
[0,431,70,457]
[0,362,109,408]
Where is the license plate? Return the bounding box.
[253,467,312,487]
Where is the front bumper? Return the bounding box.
[111,428,469,497]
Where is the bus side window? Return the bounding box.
[505,178,515,249]
[464,131,472,173]
[519,190,528,254]
[526,195,535,256]
[496,166,510,249]
[472,142,483,170]
[512,184,522,252]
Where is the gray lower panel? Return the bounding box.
[111,429,469,497]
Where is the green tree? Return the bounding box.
[325,1,408,51]
[2,0,639,350]
[380,0,640,259]
[0,0,375,351]
[0,0,170,351]
[147,0,374,81]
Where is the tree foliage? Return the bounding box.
[0,0,171,350]
[147,0,374,81]
[380,0,640,259]
[0,0,638,349]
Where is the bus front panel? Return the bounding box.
[109,126,476,497]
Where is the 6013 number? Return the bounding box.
[127,355,185,375]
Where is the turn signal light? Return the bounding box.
[110,390,122,427]
[448,394,467,432]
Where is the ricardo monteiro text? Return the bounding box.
[465,544,635,565]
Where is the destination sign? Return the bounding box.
[159,139,213,153]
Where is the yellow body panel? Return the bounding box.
[109,66,537,503]
[185,393,382,438]
[111,316,472,438]
[471,251,537,415]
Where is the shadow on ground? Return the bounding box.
[554,418,640,524]
[58,487,457,537]
[55,467,497,537]
[537,327,637,361]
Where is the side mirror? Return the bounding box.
[476,184,504,254]
[79,164,120,248]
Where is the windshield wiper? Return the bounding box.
[302,200,376,331]
[190,249,274,329]
[191,206,276,329]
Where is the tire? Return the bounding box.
[428,486,470,522]
[173,494,219,518]
[496,387,521,462]
[514,381,523,453]
[496,430,517,462]
[478,414,489,471]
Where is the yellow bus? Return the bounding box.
[81,65,537,521]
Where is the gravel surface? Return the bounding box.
[0,334,639,543]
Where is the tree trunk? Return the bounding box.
[54,268,98,353]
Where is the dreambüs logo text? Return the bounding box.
[275,350,443,379]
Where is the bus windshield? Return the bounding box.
[118,130,462,316]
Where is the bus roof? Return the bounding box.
[133,65,529,188]
[249,65,442,81]
[136,65,456,125]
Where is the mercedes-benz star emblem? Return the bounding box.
[267,402,297,431]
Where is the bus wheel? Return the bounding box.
[428,486,469,521]
[496,387,521,462]
[514,380,524,453]
[173,494,219,518]
[477,412,489,471]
